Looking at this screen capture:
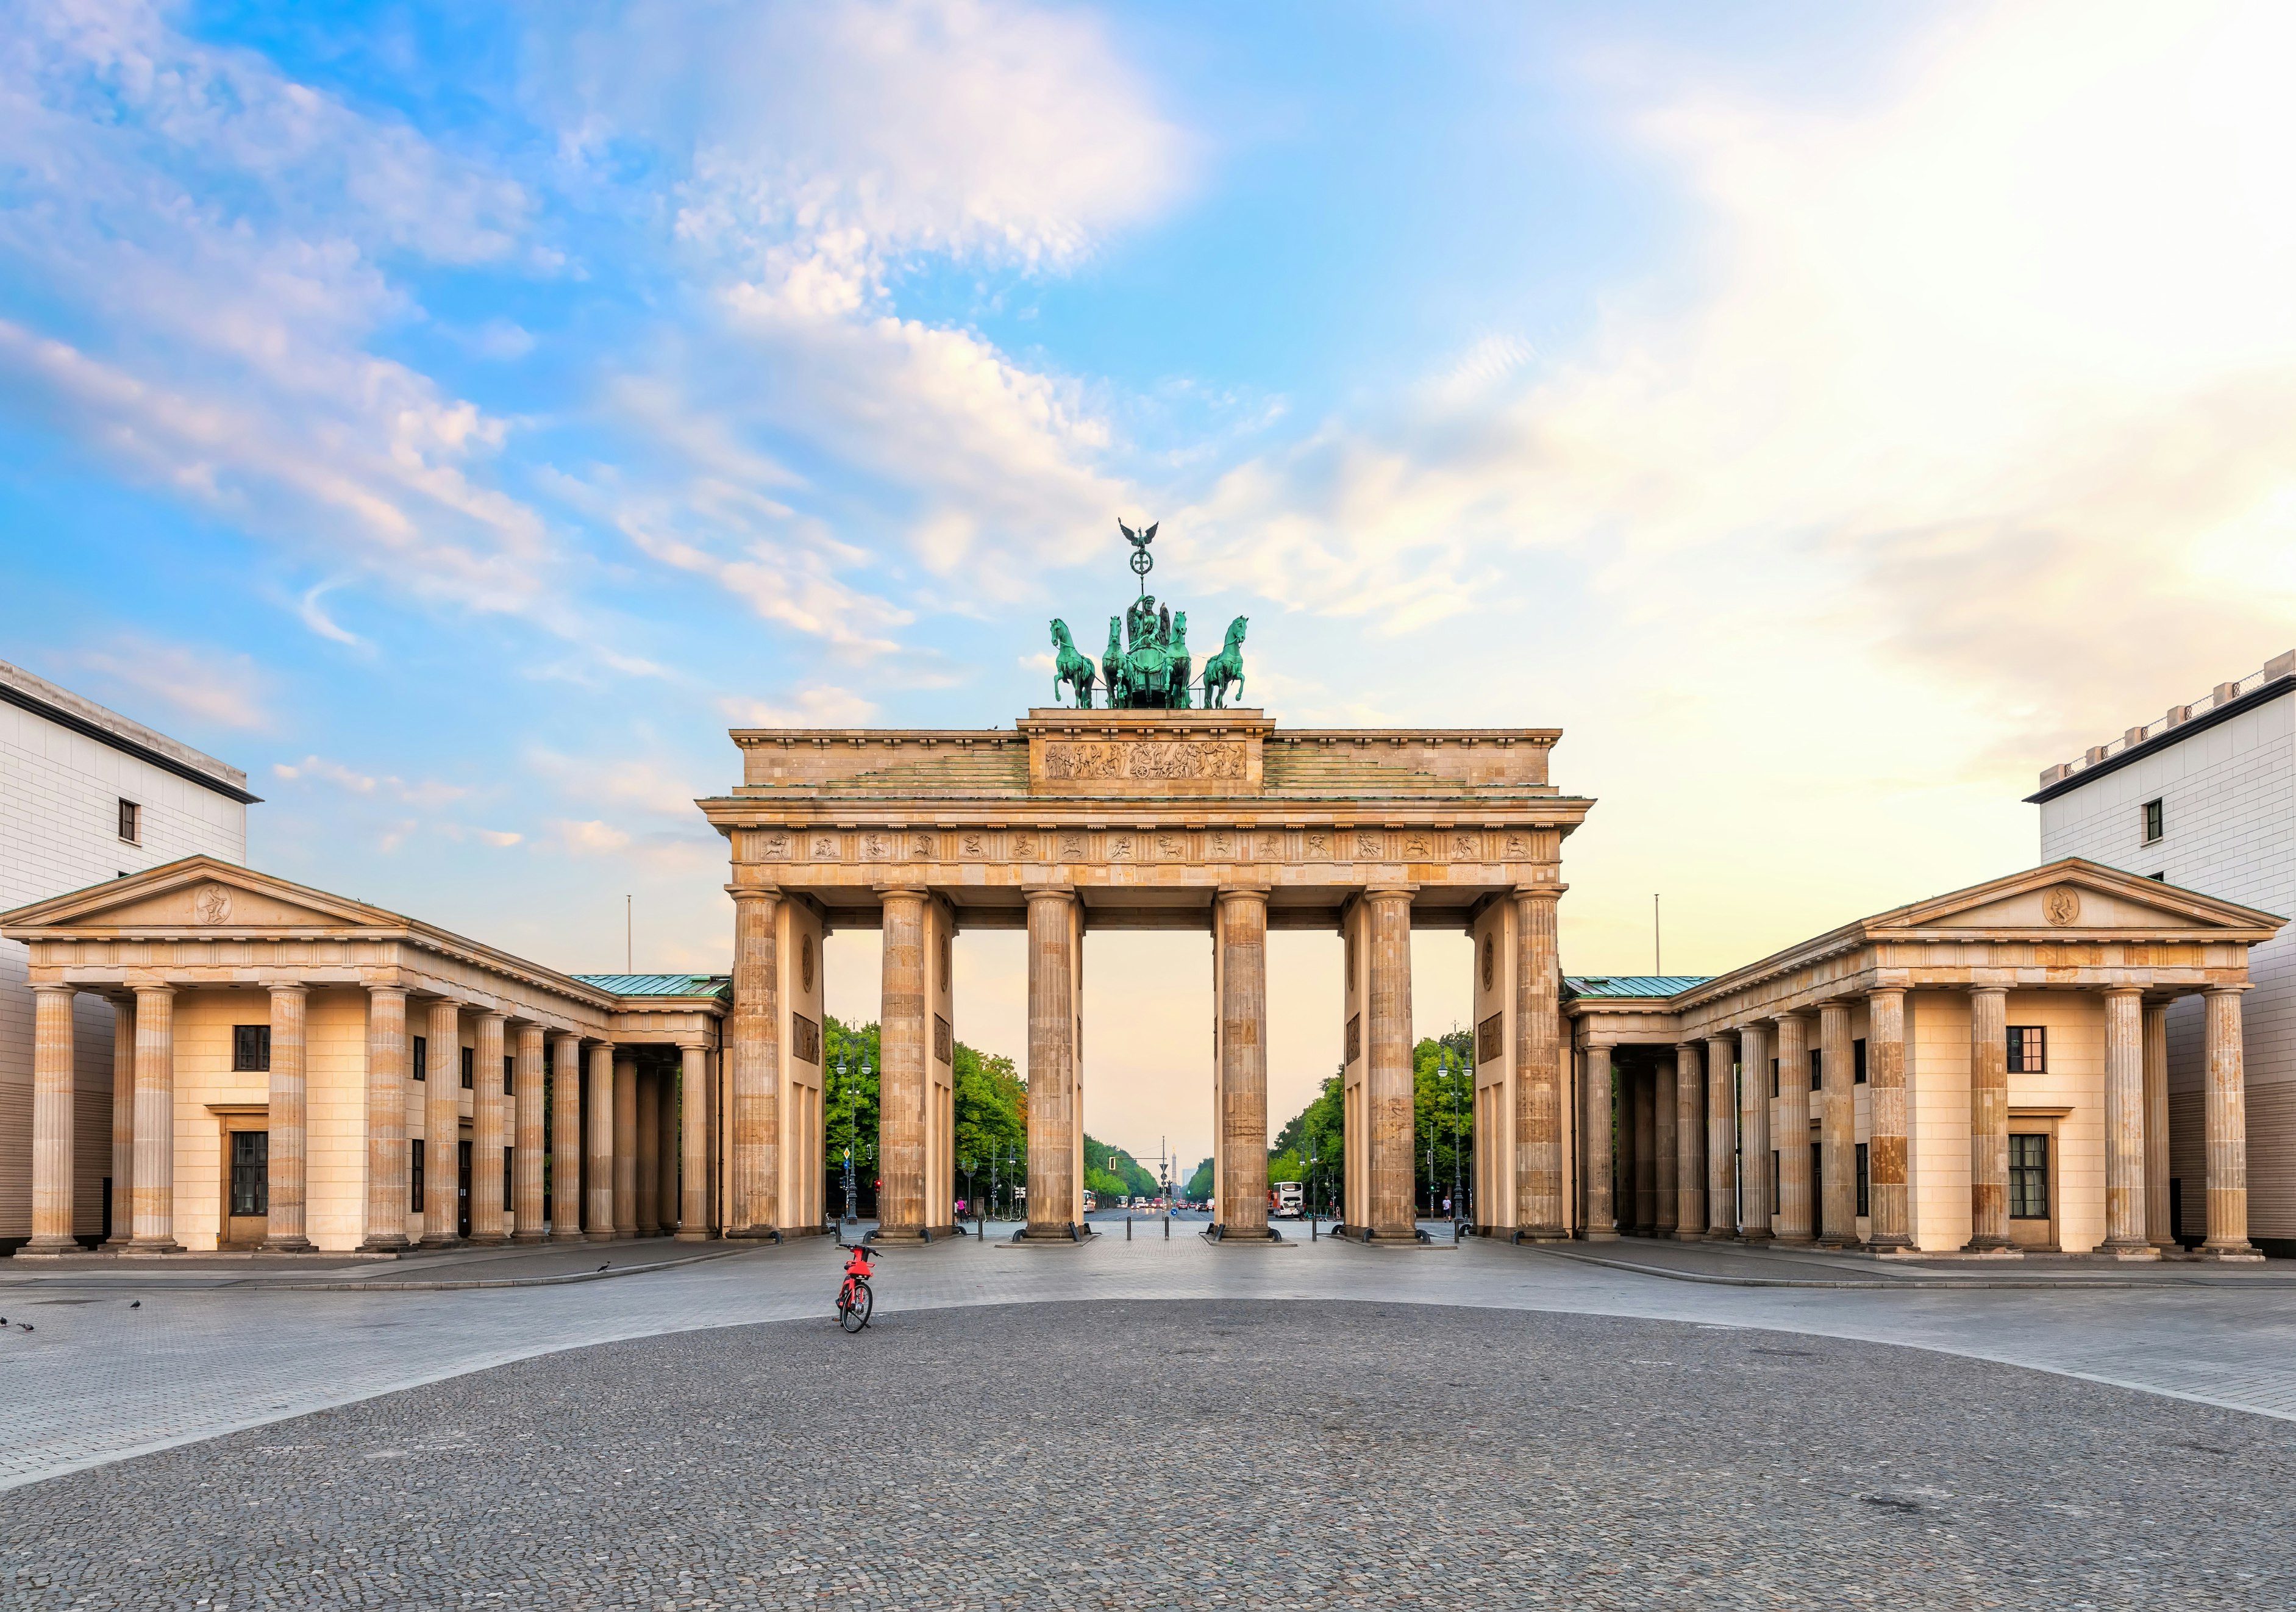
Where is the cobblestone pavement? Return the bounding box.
[4,1300,2292,1610]
[2,1224,2296,1496]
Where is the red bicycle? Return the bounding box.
[836,1243,877,1332]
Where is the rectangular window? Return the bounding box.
[1769,1057,1779,1098]
[504,1146,513,1218]
[2009,1133,2050,1219]
[1853,1038,1867,1085]
[460,1046,474,1090]
[229,1130,269,1217]
[1808,1048,1823,1090]
[503,1054,515,1096]
[2006,1026,2048,1074]
[117,798,141,844]
[1855,1141,1869,1216]
[413,1035,427,1082]
[2141,798,2164,844]
[232,1024,271,1073]
[1770,1149,1780,1214]
[410,1138,426,1211]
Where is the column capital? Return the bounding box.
[266,981,308,1000]
[1967,982,2009,999]
[1022,883,1078,905]
[132,982,176,1002]
[1510,880,1568,902]
[2203,982,2253,997]
[725,880,783,904]
[872,883,932,899]
[30,980,76,998]
[2102,983,2145,1001]
[1866,984,1907,1001]
[477,1007,509,1024]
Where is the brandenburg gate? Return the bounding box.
[699,532,1592,1242]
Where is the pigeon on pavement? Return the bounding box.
[129,1300,141,1308]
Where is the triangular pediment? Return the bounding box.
[1877,859,2283,938]
[0,857,403,933]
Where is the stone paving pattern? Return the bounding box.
[5,1300,2294,1609]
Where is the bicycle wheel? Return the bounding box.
[850,1278,873,1330]
[838,1277,871,1333]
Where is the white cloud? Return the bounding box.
[528,747,710,818]
[717,686,880,727]
[273,754,468,808]
[551,818,633,855]
[77,637,271,730]
[295,582,365,647]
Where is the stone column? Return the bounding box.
[129,984,180,1253]
[1817,1001,1855,1247]
[1364,887,1417,1240]
[550,1033,584,1242]
[727,885,782,1236]
[678,1044,711,1240]
[1219,888,1276,1238]
[470,1011,508,1244]
[2200,986,2259,1258]
[2101,986,2155,1257]
[1653,1055,1678,1235]
[877,888,930,1238]
[1703,1035,1736,1239]
[634,1065,661,1236]
[1583,1043,1616,1239]
[1964,986,2009,1253]
[1864,988,1911,1251]
[586,1044,616,1239]
[1773,1014,1813,1246]
[1513,885,1567,1238]
[1023,888,1080,1238]
[1738,1022,1772,1242]
[513,1024,546,1243]
[422,999,463,1247]
[613,1053,639,1238]
[263,985,313,1252]
[358,986,410,1252]
[107,996,135,1247]
[656,1065,680,1233]
[2143,1002,2173,1252]
[26,983,78,1254]
[1632,1067,1657,1234]
[1673,1043,1705,1239]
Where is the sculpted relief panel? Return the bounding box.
[743,822,1538,871]
[1041,740,1246,782]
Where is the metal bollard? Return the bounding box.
[1164,1213,1171,1239]
[1126,1215,1133,1240]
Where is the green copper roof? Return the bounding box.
[573,973,730,1000]
[1563,974,1713,999]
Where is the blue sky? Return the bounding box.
[8,1,2296,1160]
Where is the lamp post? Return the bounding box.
[836,1051,856,1227]
[1307,1135,1319,1238]
[961,1154,976,1235]
[1448,1046,1464,1232]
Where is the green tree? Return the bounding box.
[1271,1068,1346,1214]
[1183,1156,1213,1200]
[1083,1136,1158,1200]
[1414,1029,1475,1216]
[823,1016,882,1217]
[953,1041,1026,1214]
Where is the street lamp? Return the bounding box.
[1449,1045,1464,1231]
[836,1050,855,1227]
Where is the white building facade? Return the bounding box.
[0,658,252,1249]
[2033,648,2295,1254]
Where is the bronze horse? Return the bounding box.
[1050,619,1096,708]
[1202,615,1247,707]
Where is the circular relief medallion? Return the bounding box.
[799,934,815,993]
[1482,933,1495,991]
[2043,886,2081,927]
[194,885,232,925]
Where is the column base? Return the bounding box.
[1582,1226,1620,1242]
[261,1234,315,1254]
[1014,1222,1095,1243]
[2093,1241,2163,1261]
[673,1229,715,1243]
[1955,1243,2024,1259]
[1662,1228,1702,1241]
[2198,1241,2266,1261]
[1737,1229,1774,1246]
[18,1233,83,1257]
[421,1235,466,1251]
[1703,1228,1740,1243]
[355,1234,410,1253]
[1863,1234,1916,1253]
[1206,1222,1288,1243]
[1771,1235,1815,1249]
[549,1226,586,1244]
[512,1229,547,1244]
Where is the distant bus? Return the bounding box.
[1273,1182,1304,1218]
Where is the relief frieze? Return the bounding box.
[1040,740,1246,782]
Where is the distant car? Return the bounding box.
[1273,1182,1304,1219]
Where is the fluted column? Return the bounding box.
[129,985,180,1253]
[727,885,782,1236]
[513,1024,546,1242]
[1673,1043,1705,1239]
[358,986,409,1252]
[422,999,463,1246]
[634,1065,661,1235]
[469,1011,508,1243]
[26,983,78,1254]
[1964,986,2009,1252]
[613,1053,639,1237]
[1583,1043,1616,1239]
[1817,1001,1855,1247]
[586,1044,616,1238]
[107,996,135,1246]
[656,1064,679,1233]
[678,1044,712,1239]
[1023,887,1080,1238]
[1365,887,1417,1240]
[263,985,313,1252]
[1864,988,1911,1250]
[1219,888,1275,1238]
[1703,1035,1736,1239]
[1513,884,1567,1238]
[2101,986,2154,1256]
[551,1033,583,1241]
[1653,1054,1678,1235]
[2201,986,2258,1258]
[1774,1014,1813,1246]
[1738,1022,1772,1241]
[1631,1066,1656,1233]
[877,888,930,1237]
[2143,1002,2173,1252]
